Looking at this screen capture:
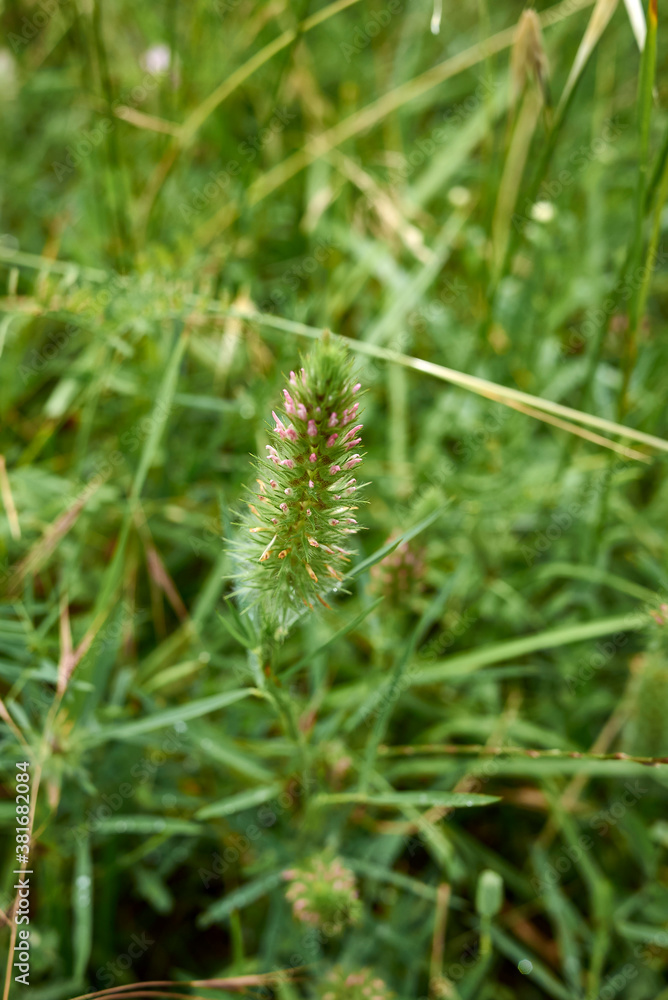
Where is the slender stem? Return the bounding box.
[618,0,657,418]
[378,743,668,767]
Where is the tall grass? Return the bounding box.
[1,0,668,998]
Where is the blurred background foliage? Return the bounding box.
[2,0,668,997]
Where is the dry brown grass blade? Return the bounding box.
[487,395,652,463]
[491,86,543,282]
[135,0,364,235]
[194,0,595,244]
[56,601,111,696]
[429,883,452,996]
[510,9,551,112]
[134,507,188,623]
[113,106,181,135]
[0,695,28,745]
[220,307,668,457]
[67,969,305,1000]
[6,476,106,597]
[557,0,619,115]
[327,149,433,264]
[0,455,20,540]
[536,689,633,850]
[249,0,593,205]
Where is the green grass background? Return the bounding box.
[2,0,668,997]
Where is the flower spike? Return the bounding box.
[232,337,366,631]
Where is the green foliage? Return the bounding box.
[1,0,668,997]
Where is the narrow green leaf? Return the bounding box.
[92,816,202,835]
[413,613,646,686]
[491,926,573,1000]
[196,782,283,820]
[282,597,384,679]
[217,607,256,651]
[314,791,500,809]
[197,870,286,928]
[82,688,253,746]
[348,507,445,580]
[342,857,442,902]
[130,322,188,501]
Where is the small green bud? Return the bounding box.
[475,868,504,917]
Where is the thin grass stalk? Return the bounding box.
[489,0,618,301]
[618,0,658,417]
[193,0,595,246]
[219,306,668,455]
[136,0,365,236]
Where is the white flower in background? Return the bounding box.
[531,200,555,223]
[140,43,172,76]
[430,0,442,34]
[448,186,472,208]
[0,49,18,100]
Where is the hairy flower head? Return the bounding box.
[233,338,365,631]
[318,967,393,1000]
[370,536,425,605]
[283,855,361,934]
